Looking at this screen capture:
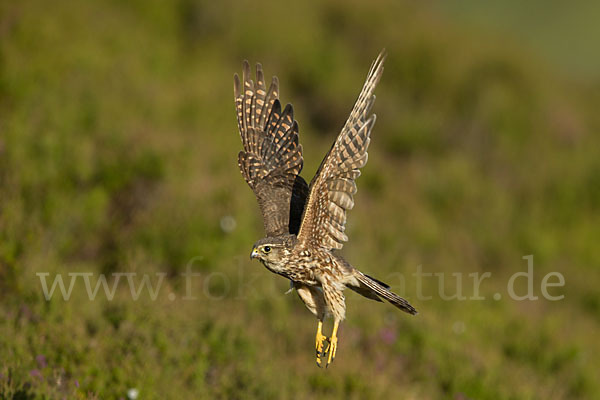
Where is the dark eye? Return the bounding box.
[263,246,271,253]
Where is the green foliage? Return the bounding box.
[1,0,599,399]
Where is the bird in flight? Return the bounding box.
[234,50,417,367]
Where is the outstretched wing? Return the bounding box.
[296,51,385,250]
[235,61,309,237]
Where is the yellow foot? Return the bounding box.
[326,320,340,368]
[315,334,330,367]
[325,335,338,367]
[315,320,329,367]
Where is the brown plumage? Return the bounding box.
[235,51,417,367]
[234,61,308,237]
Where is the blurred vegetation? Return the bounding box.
[1,0,599,398]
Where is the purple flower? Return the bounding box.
[75,380,80,388]
[36,354,47,368]
[30,369,43,380]
[379,327,397,345]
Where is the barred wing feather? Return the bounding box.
[297,51,386,250]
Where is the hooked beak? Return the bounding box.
[250,248,259,260]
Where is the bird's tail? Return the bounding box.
[352,270,418,315]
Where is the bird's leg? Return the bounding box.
[315,320,329,367]
[326,319,339,367]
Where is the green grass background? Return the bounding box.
[1,0,599,398]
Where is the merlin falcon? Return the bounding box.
[234,50,417,367]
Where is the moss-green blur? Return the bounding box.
[1,0,599,398]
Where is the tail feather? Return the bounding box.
[354,271,418,315]
[364,273,390,289]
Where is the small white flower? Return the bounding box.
[127,388,139,400]
[220,215,237,233]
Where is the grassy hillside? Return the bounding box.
[1,0,599,398]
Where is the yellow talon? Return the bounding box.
[315,320,329,367]
[326,320,339,368]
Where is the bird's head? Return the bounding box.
[250,236,294,263]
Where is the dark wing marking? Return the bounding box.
[234,61,308,237]
[297,51,385,250]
